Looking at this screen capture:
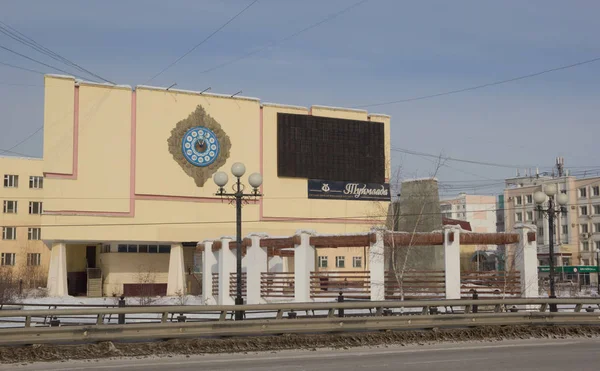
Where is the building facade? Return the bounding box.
[41,75,391,297]
[0,156,47,286]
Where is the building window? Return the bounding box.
[28,228,41,240]
[335,256,345,268]
[562,258,570,266]
[352,256,362,268]
[3,174,18,188]
[526,195,533,204]
[595,223,600,233]
[27,253,41,266]
[595,241,600,252]
[595,205,600,215]
[594,186,600,197]
[318,256,328,268]
[538,227,544,237]
[526,211,533,221]
[1,253,15,266]
[581,206,588,216]
[582,241,590,251]
[562,225,568,236]
[29,201,42,214]
[29,176,43,189]
[116,244,171,253]
[516,196,522,205]
[3,200,17,214]
[2,227,16,240]
[158,245,171,253]
[516,212,523,222]
[581,224,589,234]
[582,259,590,266]
[580,188,587,198]
[102,245,111,253]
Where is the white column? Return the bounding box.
[369,228,385,301]
[217,237,235,305]
[201,240,217,304]
[443,226,461,300]
[515,224,539,298]
[294,230,316,303]
[246,233,268,304]
[47,242,68,297]
[167,243,186,296]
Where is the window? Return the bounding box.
[562,258,570,266]
[596,241,600,252]
[595,223,600,233]
[27,253,40,266]
[2,227,16,240]
[595,205,600,215]
[1,253,15,266]
[582,259,590,265]
[526,211,533,221]
[29,176,43,189]
[352,256,362,268]
[318,256,328,268]
[3,200,17,214]
[116,244,171,253]
[3,174,18,188]
[158,245,171,253]
[127,244,138,253]
[580,188,587,198]
[594,186,600,197]
[516,196,522,205]
[138,245,148,253]
[102,245,111,253]
[581,224,589,234]
[516,212,523,222]
[526,195,533,204]
[28,228,41,240]
[538,227,544,237]
[117,244,127,253]
[581,206,588,216]
[562,225,569,236]
[29,201,42,215]
[582,241,590,251]
[335,256,345,268]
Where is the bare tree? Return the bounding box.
[134,265,158,306]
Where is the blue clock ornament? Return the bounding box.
[181,126,220,167]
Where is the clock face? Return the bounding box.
[181,126,220,167]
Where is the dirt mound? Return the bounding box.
[2,325,599,364]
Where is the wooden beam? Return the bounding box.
[460,233,520,245]
[384,232,445,246]
[310,234,373,248]
[527,231,536,243]
[260,236,299,249]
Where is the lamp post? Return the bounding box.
[595,248,600,295]
[534,184,568,312]
[213,163,263,320]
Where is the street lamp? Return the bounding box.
[534,184,568,312]
[213,162,263,320]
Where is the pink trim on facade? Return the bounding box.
[136,194,259,204]
[44,86,80,179]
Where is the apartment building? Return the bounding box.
[0,156,47,285]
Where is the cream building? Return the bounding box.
[0,156,47,287]
[41,74,391,297]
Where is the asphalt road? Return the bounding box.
[4,338,600,371]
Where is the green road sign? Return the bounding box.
[538,265,599,273]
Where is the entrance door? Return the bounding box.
[86,246,97,268]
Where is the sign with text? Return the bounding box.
[538,265,599,273]
[308,179,390,201]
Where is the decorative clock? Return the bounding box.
[181,126,220,167]
[167,105,231,187]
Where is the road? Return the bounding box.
[4,338,599,370]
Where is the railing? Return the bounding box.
[384,270,446,300]
[261,272,294,298]
[0,298,598,345]
[461,271,521,298]
[310,271,370,299]
[229,272,247,297]
[212,273,219,296]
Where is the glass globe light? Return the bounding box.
[231,162,246,178]
[213,171,228,187]
[557,193,569,206]
[533,191,547,205]
[544,184,558,197]
[248,173,263,188]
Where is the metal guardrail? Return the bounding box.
[0,298,599,345]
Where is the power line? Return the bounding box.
[198,0,369,75]
[0,21,114,84]
[354,56,600,108]
[0,148,37,157]
[145,0,260,84]
[0,126,43,157]
[0,60,44,75]
[0,44,86,78]
[392,147,535,169]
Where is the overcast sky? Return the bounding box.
[1,0,599,197]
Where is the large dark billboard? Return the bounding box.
[277,113,385,184]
